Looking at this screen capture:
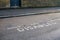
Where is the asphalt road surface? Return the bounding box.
[0,13,60,40]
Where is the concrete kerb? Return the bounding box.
[0,11,60,19]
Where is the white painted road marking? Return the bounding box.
[7,18,60,32]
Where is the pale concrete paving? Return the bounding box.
[0,13,60,40]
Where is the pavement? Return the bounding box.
[0,13,60,40]
[0,7,60,18]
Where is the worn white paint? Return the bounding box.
[17,28,25,32]
[7,18,60,32]
[7,27,17,29]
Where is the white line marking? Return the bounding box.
[17,28,25,32]
[7,27,17,29]
[24,27,29,30]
